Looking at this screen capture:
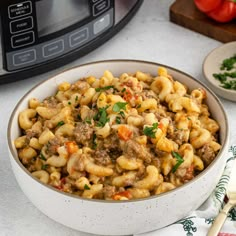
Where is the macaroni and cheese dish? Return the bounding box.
[14,67,221,200]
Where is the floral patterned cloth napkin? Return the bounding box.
[135,146,236,236]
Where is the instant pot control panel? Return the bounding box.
[0,0,114,73]
[0,0,143,84]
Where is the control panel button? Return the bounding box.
[8,1,32,19]
[42,40,64,58]
[11,31,35,48]
[93,0,110,16]
[13,49,36,66]
[10,16,33,34]
[93,14,110,35]
[69,28,89,48]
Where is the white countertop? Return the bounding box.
[0,1,235,235]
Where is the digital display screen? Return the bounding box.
[36,0,90,37]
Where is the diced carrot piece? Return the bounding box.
[117,125,133,141]
[65,141,78,154]
[158,122,164,130]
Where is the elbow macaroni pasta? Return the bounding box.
[14,67,221,200]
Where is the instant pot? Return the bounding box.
[0,0,143,84]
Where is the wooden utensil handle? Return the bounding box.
[207,202,234,236]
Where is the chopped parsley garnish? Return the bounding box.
[84,117,92,124]
[112,102,128,112]
[143,123,158,138]
[92,133,97,149]
[75,95,79,101]
[220,80,236,90]
[213,72,236,82]
[84,184,90,190]
[121,88,126,93]
[119,110,125,118]
[213,55,236,90]
[136,104,141,108]
[115,116,121,124]
[220,55,236,71]
[42,164,49,170]
[68,101,71,105]
[56,121,65,127]
[213,72,236,90]
[94,106,110,127]
[39,152,46,161]
[95,86,114,92]
[172,151,184,173]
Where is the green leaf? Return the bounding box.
[172,151,184,173]
[112,102,128,112]
[41,164,49,170]
[84,117,92,124]
[213,55,236,91]
[84,184,90,190]
[143,123,158,138]
[213,73,227,83]
[95,86,114,92]
[94,106,110,127]
[115,116,121,124]
[119,111,125,118]
[39,152,46,161]
[56,121,65,127]
[92,133,97,150]
[220,55,236,71]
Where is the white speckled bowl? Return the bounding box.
[203,41,236,102]
[8,60,229,235]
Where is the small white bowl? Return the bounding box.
[203,41,236,102]
[8,60,229,235]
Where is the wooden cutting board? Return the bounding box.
[169,0,236,43]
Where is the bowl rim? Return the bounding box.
[203,41,236,99]
[7,59,230,203]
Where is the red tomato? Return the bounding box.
[123,89,133,102]
[194,0,223,12]
[207,1,236,23]
[112,191,132,200]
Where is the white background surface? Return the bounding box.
[0,0,235,235]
